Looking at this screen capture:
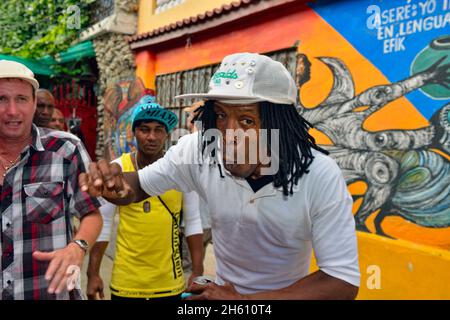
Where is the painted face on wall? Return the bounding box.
[134,120,168,158]
[0,79,36,141]
[214,101,262,179]
[35,90,55,127]
[296,53,312,87]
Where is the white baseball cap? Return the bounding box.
[0,60,40,90]
[175,52,297,105]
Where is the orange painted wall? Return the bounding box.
[135,50,156,90]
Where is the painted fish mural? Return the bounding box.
[297,39,450,237]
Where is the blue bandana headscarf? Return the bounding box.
[131,95,179,132]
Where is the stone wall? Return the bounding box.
[93,33,136,159]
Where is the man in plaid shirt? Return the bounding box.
[0,60,103,300]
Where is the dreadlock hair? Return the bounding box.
[191,100,225,177]
[192,100,329,196]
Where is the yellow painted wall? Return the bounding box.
[310,232,450,299]
[138,0,236,33]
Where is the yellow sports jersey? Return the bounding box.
[110,153,185,298]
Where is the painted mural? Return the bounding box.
[301,0,450,248]
[102,77,154,161]
[297,53,449,236]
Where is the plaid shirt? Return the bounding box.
[0,125,101,300]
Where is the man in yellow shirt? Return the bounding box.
[86,95,204,300]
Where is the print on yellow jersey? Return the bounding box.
[158,195,183,280]
[171,217,183,279]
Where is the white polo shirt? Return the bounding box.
[139,133,360,294]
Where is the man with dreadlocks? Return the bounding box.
[79,53,360,299]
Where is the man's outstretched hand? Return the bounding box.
[78,159,133,203]
[33,243,85,295]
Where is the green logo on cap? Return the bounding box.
[213,69,238,84]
